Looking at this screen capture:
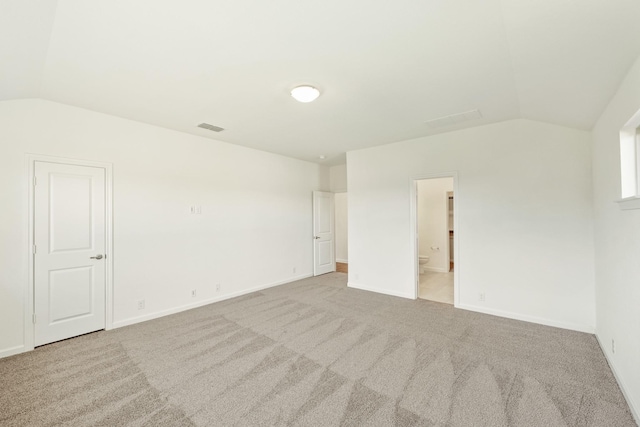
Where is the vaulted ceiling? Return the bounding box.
[3,0,640,165]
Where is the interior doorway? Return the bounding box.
[334,192,348,274]
[414,176,455,305]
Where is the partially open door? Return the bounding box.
[313,191,336,276]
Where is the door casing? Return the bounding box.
[25,154,114,352]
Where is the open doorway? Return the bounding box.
[334,192,348,273]
[415,177,455,304]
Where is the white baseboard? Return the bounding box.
[0,345,25,359]
[422,266,449,273]
[456,303,595,334]
[347,282,414,299]
[336,258,348,263]
[111,273,313,329]
[595,334,640,425]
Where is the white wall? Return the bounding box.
[591,55,640,421]
[0,99,328,358]
[0,0,58,99]
[329,164,347,193]
[331,164,348,263]
[417,178,453,271]
[334,192,348,263]
[347,119,596,332]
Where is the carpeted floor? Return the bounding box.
[0,273,636,426]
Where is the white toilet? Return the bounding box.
[419,256,430,274]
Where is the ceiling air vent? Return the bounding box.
[425,109,482,129]
[197,123,225,132]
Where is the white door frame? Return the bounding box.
[410,172,460,306]
[25,154,114,351]
[445,190,454,273]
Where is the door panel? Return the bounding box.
[317,196,332,233]
[318,241,332,266]
[34,162,106,346]
[50,174,93,252]
[313,191,335,276]
[49,267,94,323]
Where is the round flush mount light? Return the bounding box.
[291,85,320,103]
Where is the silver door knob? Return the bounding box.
[314,236,321,239]
[90,254,104,260]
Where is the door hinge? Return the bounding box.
[32,314,36,324]
[33,176,37,186]
[32,244,36,255]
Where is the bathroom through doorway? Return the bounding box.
[415,176,455,304]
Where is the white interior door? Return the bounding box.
[34,161,106,346]
[313,191,335,276]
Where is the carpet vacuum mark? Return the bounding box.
[0,273,635,426]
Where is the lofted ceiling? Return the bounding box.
[2,0,640,165]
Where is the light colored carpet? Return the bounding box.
[0,273,636,426]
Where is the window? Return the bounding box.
[618,109,640,210]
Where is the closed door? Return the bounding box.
[313,191,335,276]
[34,161,106,346]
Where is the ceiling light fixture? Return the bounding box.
[291,85,320,103]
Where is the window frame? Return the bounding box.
[617,110,640,210]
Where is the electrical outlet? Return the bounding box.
[293,267,297,274]
[137,300,145,310]
[612,339,616,354]
[479,293,486,302]
[195,205,202,214]
[190,206,196,214]
[191,289,197,297]
[216,283,221,292]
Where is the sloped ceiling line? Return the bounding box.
[2,0,640,164]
